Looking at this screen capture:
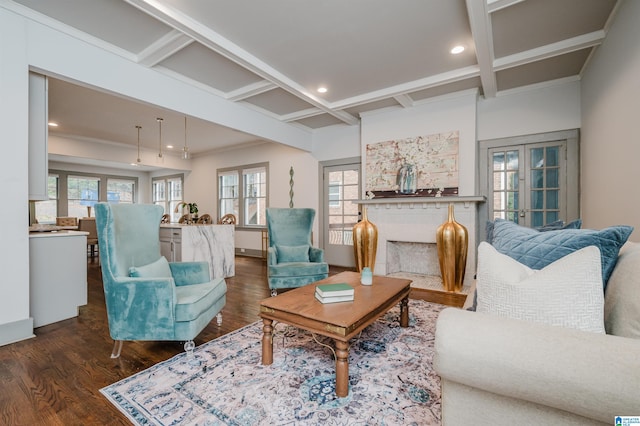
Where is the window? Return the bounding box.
[218,163,268,227]
[68,175,99,218]
[34,174,59,224]
[107,178,135,204]
[328,183,342,208]
[44,169,139,218]
[152,175,183,221]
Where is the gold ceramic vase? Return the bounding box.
[436,203,468,292]
[353,207,378,272]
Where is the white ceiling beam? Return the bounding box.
[330,65,480,110]
[280,108,324,122]
[493,30,606,71]
[466,0,497,98]
[487,0,526,14]
[126,0,358,126]
[137,29,194,67]
[393,94,414,108]
[227,81,278,102]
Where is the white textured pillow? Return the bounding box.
[476,242,605,333]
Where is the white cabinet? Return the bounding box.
[28,72,49,201]
[159,227,182,262]
[29,231,88,327]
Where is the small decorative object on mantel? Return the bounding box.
[436,203,468,292]
[396,163,417,194]
[353,207,378,272]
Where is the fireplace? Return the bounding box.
[359,196,484,293]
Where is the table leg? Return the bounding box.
[334,340,350,397]
[261,318,273,365]
[400,296,409,327]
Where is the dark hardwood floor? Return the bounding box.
[0,256,353,425]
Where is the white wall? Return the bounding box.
[312,124,360,162]
[0,8,33,343]
[189,142,320,251]
[580,0,640,240]
[477,80,581,141]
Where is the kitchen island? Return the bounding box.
[160,224,235,278]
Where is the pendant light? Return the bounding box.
[156,117,164,163]
[182,116,190,160]
[135,125,142,164]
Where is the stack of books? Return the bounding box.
[315,283,355,304]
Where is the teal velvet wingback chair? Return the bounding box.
[266,208,329,296]
[95,203,227,358]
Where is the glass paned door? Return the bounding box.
[528,145,562,227]
[490,147,523,223]
[488,141,568,227]
[323,163,360,267]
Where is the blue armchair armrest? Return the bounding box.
[309,247,324,263]
[169,261,210,286]
[106,276,177,340]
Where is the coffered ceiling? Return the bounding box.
[7,0,620,156]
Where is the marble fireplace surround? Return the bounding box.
[358,196,485,292]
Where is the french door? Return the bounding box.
[322,162,360,267]
[479,130,579,233]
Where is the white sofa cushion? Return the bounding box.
[476,242,605,333]
[604,241,640,338]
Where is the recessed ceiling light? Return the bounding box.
[317,87,328,93]
[48,122,58,127]
[450,45,465,55]
[166,145,174,149]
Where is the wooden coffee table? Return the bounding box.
[259,271,412,397]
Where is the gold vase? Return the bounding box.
[436,203,468,292]
[353,207,378,272]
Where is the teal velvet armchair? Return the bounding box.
[266,208,328,295]
[95,203,227,358]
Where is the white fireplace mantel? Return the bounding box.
[356,195,485,208]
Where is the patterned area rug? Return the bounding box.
[101,300,446,425]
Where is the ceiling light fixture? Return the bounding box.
[48,122,58,127]
[135,125,142,165]
[156,117,164,163]
[450,45,465,54]
[182,116,190,160]
[317,87,328,93]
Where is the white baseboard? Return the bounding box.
[0,317,35,347]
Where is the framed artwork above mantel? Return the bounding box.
[365,130,459,199]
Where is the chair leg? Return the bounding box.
[216,313,223,326]
[184,340,195,355]
[110,340,123,359]
[271,289,278,297]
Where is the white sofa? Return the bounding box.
[434,242,640,425]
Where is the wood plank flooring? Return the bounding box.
[0,256,352,425]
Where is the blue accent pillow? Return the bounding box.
[486,218,582,244]
[129,256,172,278]
[491,219,632,288]
[276,244,310,263]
